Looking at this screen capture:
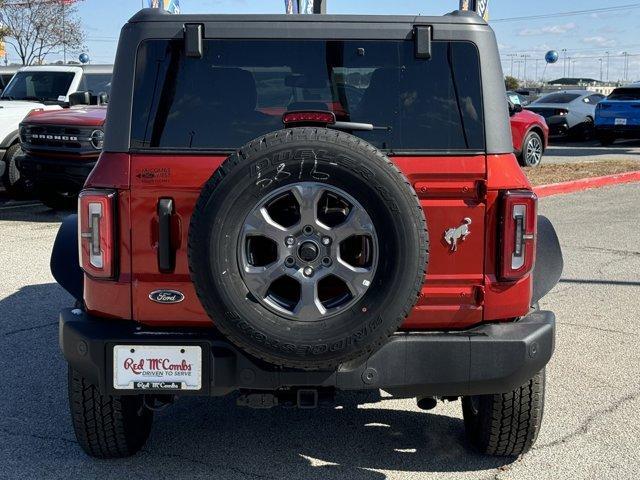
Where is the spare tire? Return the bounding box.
[189,128,428,370]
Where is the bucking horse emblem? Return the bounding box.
[444,218,472,252]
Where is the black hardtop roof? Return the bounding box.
[128,8,486,26]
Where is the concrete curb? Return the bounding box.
[534,171,640,198]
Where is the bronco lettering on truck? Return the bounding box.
[52,8,563,459]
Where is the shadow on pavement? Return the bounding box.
[0,283,513,479]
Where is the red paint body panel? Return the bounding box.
[82,151,534,330]
[85,153,131,189]
[23,106,107,127]
[509,109,549,154]
[129,155,226,326]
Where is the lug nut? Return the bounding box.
[285,236,295,246]
[285,256,296,267]
[321,257,332,267]
[303,267,314,277]
[321,236,331,246]
[303,225,314,236]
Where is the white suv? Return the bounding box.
[0,64,112,196]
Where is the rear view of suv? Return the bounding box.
[595,83,640,145]
[53,9,563,459]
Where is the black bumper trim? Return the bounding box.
[59,309,555,397]
[18,153,96,187]
[595,125,640,138]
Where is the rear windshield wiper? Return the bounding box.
[329,121,391,132]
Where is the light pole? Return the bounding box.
[599,58,603,82]
[521,54,530,86]
[561,48,567,77]
[622,52,629,82]
[605,51,610,82]
[507,53,518,77]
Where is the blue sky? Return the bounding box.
[21,0,639,82]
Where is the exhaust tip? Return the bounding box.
[416,396,438,410]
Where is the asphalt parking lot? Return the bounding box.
[1,182,639,480]
[544,138,640,164]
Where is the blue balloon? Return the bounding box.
[78,53,90,64]
[545,50,559,64]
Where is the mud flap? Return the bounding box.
[531,215,563,304]
[51,214,83,302]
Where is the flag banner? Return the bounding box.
[459,0,488,20]
[148,0,180,13]
[284,0,298,14]
[299,0,314,14]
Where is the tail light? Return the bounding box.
[78,189,117,279]
[283,110,336,126]
[499,190,537,281]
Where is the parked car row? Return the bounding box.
[0,62,639,209]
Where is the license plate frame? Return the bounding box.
[112,345,203,391]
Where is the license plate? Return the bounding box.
[113,345,202,391]
[615,118,627,125]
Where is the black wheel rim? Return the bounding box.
[238,182,379,322]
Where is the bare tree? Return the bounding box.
[0,0,85,65]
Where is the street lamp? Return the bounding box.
[507,53,518,77]
[561,48,567,77]
[521,54,530,86]
[599,58,603,82]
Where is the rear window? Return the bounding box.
[131,39,484,152]
[608,88,640,101]
[534,93,580,104]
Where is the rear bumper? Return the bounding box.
[595,124,640,138]
[59,308,555,398]
[545,117,570,136]
[17,152,96,189]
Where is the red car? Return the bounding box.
[508,96,549,167]
[18,106,106,209]
[52,11,563,459]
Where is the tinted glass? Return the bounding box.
[131,39,484,151]
[534,93,580,104]
[81,73,112,95]
[0,71,75,102]
[608,88,640,101]
[0,74,14,88]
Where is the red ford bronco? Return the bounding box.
[18,106,107,210]
[52,9,563,459]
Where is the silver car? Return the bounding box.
[527,90,605,139]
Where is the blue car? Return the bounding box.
[595,83,640,145]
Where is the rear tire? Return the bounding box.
[68,367,153,458]
[462,369,545,456]
[573,118,594,141]
[518,131,544,167]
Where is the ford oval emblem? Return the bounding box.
[149,290,185,304]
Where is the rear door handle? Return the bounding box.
[157,198,175,272]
